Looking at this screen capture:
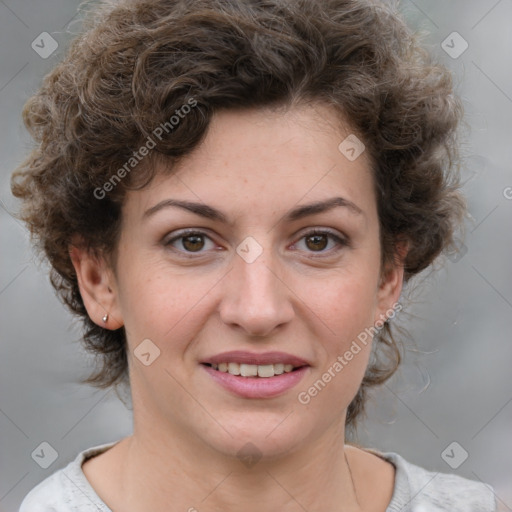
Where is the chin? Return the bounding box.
[200,412,311,462]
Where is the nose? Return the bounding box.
[218,243,295,338]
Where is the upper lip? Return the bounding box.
[201,351,310,367]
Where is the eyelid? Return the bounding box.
[291,227,350,256]
[163,228,218,257]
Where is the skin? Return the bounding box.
[70,102,406,511]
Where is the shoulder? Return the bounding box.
[366,448,497,512]
[19,469,73,512]
[19,442,116,512]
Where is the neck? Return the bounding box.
[115,415,362,512]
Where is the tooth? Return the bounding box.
[228,362,240,375]
[240,364,258,377]
[213,362,296,377]
[273,363,284,375]
[257,364,275,378]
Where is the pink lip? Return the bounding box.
[201,364,309,399]
[201,350,310,367]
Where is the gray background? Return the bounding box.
[1,1,511,511]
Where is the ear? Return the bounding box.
[374,238,408,324]
[68,236,124,330]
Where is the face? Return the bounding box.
[73,103,404,460]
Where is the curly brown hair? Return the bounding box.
[10,0,466,433]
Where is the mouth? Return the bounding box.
[201,362,307,378]
[200,351,311,398]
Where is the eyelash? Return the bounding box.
[163,228,349,259]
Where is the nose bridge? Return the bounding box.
[219,235,294,336]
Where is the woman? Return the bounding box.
[11,0,497,510]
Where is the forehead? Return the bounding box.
[123,103,377,224]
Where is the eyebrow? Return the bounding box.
[143,196,364,224]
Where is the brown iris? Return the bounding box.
[181,234,205,252]
[305,233,328,251]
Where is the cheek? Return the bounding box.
[117,258,219,360]
[314,268,379,343]
[303,263,380,401]
[299,278,377,413]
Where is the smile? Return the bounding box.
[204,362,300,378]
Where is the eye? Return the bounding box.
[292,229,349,257]
[163,228,349,258]
[164,229,217,256]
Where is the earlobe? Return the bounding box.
[69,240,124,330]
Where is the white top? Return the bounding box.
[19,441,497,511]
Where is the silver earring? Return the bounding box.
[102,314,109,323]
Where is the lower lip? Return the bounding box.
[201,364,309,399]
